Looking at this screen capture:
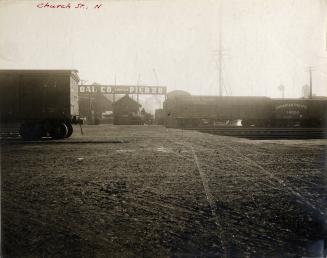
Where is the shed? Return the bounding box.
[113,95,142,125]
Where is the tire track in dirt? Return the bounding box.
[223,143,327,220]
[165,134,327,256]
[190,146,227,256]
[154,140,227,255]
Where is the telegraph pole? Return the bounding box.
[278,84,285,99]
[80,80,91,124]
[218,0,223,97]
[137,73,140,104]
[153,68,162,108]
[309,66,313,99]
[113,74,116,124]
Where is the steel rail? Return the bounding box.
[183,127,327,139]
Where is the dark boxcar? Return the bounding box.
[164,91,327,128]
[0,70,80,140]
[164,91,272,128]
[271,98,327,127]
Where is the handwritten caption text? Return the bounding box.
[37,2,103,10]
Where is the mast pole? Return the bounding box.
[218,0,223,97]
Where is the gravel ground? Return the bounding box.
[1,125,327,258]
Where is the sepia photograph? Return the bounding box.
[0,0,327,257]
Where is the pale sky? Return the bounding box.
[0,0,326,98]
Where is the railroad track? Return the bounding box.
[2,127,326,140]
[183,127,327,139]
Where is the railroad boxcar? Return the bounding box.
[163,91,327,128]
[0,70,81,140]
[164,91,271,128]
[271,98,327,127]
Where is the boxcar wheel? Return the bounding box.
[50,123,68,139]
[19,123,31,140]
[64,122,73,138]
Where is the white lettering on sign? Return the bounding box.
[100,86,112,93]
[80,86,98,93]
[275,103,308,110]
[79,85,167,95]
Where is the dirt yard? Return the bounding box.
[1,125,327,257]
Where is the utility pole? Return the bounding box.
[278,84,285,99]
[113,74,116,104]
[137,73,140,104]
[153,68,159,87]
[309,66,313,99]
[80,80,92,124]
[153,68,162,108]
[113,74,116,124]
[218,0,223,97]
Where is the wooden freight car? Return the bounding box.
[271,98,327,127]
[164,90,327,128]
[164,91,272,128]
[0,70,81,140]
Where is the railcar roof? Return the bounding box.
[0,69,78,73]
[273,97,327,100]
[0,69,80,81]
[187,96,271,99]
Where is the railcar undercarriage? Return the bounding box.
[19,120,75,140]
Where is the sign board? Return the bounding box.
[79,85,167,95]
